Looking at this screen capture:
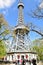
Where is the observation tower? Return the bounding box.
[6,0,37,61]
[13,0,30,52]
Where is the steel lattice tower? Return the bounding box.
[9,0,31,52]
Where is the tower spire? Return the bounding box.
[18,0,24,24]
[19,0,22,2]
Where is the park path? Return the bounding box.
[37,61,43,65]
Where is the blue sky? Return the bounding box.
[0,0,43,41]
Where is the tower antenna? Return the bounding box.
[19,0,22,2]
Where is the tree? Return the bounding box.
[31,6,43,19]
[32,38,43,61]
[0,14,10,42]
[28,1,43,19]
[0,14,10,58]
[0,41,6,59]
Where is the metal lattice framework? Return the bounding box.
[5,23,43,52]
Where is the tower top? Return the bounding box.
[18,0,24,8]
[13,0,29,34]
[19,0,22,2]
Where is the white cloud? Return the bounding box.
[0,0,16,9]
[39,2,43,9]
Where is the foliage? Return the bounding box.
[0,41,6,58]
[0,14,10,41]
[32,38,43,61]
[0,14,10,58]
